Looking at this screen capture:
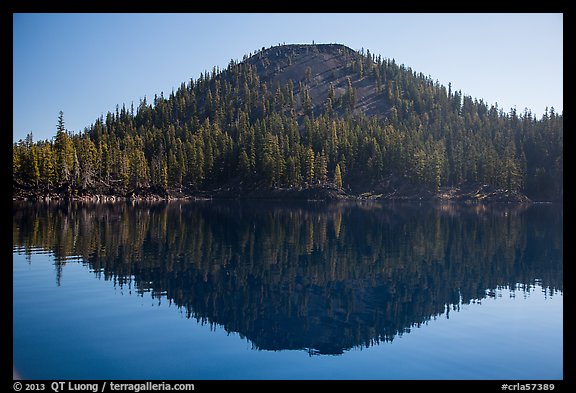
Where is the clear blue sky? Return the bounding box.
[13,13,563,143]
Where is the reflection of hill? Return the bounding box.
[13,201,563,354]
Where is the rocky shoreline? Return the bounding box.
[13,180,534,204]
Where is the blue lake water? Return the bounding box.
[12,200,563,380]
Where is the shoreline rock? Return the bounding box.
[12,182,541,204]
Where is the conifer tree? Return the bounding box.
[334,163,343,190]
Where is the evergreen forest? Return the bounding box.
[13,44,563,201]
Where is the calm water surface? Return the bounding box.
[12,200,563,379]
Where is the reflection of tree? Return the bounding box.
[13,200,563,354]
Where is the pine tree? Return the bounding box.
[27,144,40,186]
[71,150,81,189]
[54,114,75,185]
[238,149,252,180]
[57,111,65,134]
[334,163,343,190]
[78,137,98,189]
[305,147,315,184]
[99,140,111,185]
[302,86,313,116]
[39,143,56,188]
[314,151,328,183]
[345,77,356,112]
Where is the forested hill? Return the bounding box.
[13,43,563,202]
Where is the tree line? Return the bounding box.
[13,44,563,200]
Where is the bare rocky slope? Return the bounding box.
[245,43,390,119]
